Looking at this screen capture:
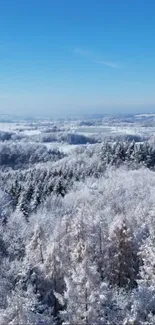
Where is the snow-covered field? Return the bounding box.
[0,114,155,155]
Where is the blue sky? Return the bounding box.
[0,0,155,117]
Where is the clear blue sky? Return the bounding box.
[0,0,155,117]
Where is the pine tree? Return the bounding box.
[107,219,138,289]
[139,229,155,287]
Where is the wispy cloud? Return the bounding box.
[73,47,91,56]
[93,59,119,69]
[73,47,119,69]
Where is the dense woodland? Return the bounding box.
[1,131,155,324]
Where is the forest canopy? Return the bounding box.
[0,119,155,324]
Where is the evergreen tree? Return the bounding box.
[107,219,138,289]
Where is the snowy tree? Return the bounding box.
[107,218,139,289]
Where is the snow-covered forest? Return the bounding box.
[1,115,155,324]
